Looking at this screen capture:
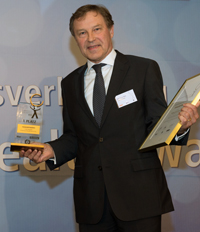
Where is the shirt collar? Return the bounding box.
[86,49,117,74]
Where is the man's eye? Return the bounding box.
[79,31,85,36]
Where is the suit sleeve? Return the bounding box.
[143,60,167,134]
[143,60,188,146]
[46,79,78,170]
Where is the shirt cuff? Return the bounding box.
[175,128,190,141]
[46,143,57,165]
[49,155,56,165]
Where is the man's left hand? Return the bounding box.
[178,101,200,134]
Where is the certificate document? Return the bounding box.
[139,73,200,152]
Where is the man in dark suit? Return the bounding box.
[20,4,199,232]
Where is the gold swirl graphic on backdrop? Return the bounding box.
[30,94,44,107]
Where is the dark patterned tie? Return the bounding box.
[93,63,106,127]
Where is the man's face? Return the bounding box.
[73,11,114,63]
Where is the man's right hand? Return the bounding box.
[19,143,55,164]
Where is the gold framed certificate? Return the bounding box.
[139,73,200,152]
[10,94,44,152]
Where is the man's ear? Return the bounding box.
[110,25,114,38]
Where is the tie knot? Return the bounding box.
[92,63,106,73]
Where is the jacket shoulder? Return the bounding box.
[61,64,87,86]
[116,50,159,67]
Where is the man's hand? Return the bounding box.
[178,101,200,135]
[19,143,55,164]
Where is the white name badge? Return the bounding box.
[115,89,137,108]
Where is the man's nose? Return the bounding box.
[88,32,95,42]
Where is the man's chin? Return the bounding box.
[86,54,104,63]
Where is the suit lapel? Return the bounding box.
[74,51,130,128]
[101,51,130,126]
[75,64,98,126]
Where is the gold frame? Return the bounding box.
[139,73,200,152]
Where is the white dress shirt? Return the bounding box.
[84,49,116,115]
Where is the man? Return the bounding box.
[20,4,199,232]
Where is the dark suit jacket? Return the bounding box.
[46,50,188,224]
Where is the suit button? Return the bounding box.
[99,137,103,142]
[98,166,102,171]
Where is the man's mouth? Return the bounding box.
[87,45,100,50]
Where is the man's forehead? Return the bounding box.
[75,11,104,25]
[76,11,99,21]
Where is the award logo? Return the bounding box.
[10,94,44,152]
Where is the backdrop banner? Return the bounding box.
[0,1,200,232]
